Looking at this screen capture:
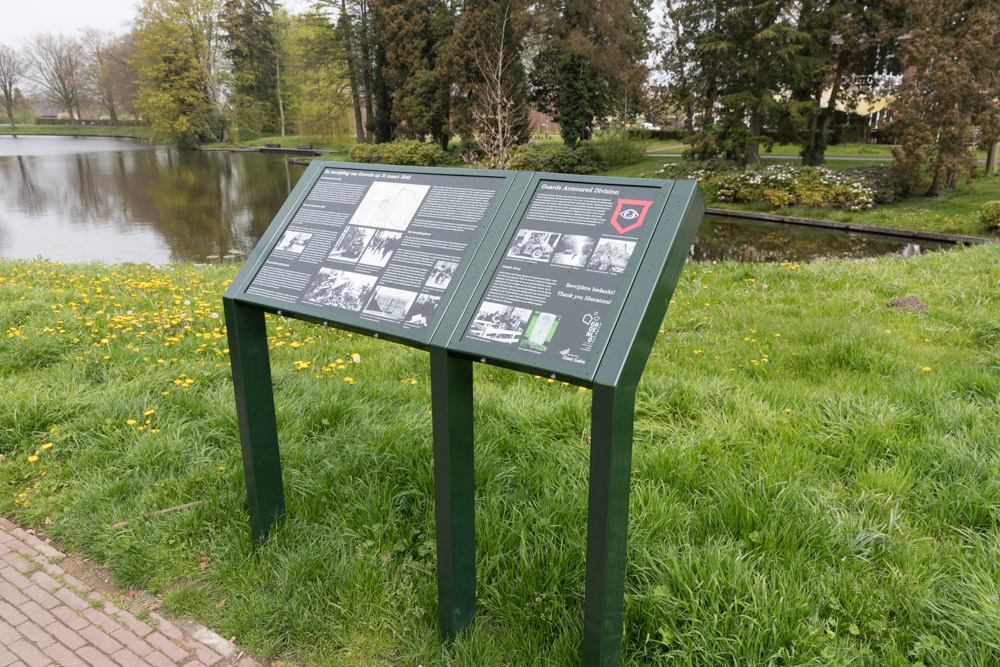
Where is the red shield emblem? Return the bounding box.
[610,199,652,234]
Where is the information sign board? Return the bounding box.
[442,173,679,384]
[227,161,522,347]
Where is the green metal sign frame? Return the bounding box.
[224,164,704,667]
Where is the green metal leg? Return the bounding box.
[224,298,286,544]
[583,383,636,666]
[430,348,476,639]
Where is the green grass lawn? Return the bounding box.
[2,244,1000,665]
[0,124,151,139]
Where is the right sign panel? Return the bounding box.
[457,178,666,378]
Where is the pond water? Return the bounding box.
[0,136,948,265]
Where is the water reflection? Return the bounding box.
[0,137,305,264]
[0,137,950,265]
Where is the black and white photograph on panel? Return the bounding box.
[404,293,442,327]
[358,230,403,267]
[275,230,313,255]
[348,181,430,231]
[551,234,596,268]
[466,301,533,343]
[363,286,418,321]
[586,238,636,274]
[424,260,459,290]
[506,230,561,262]
[328,226,375,262]
[303,268,379,312]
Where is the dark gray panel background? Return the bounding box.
[244,167,503,333]
[460,179,660,369]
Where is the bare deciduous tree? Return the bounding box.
[469,7,527,169]
[80,29,137,125]
[0,44,28,127]
[26,33,86,121]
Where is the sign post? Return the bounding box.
[225,161,703,665]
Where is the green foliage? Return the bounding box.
[593,131,647,168]
[626,128,687,143]
[350,139,450,167]
[978,201,1000,231]
[685,120,757,162]
[221,0,280,136]
[508,141,608,174]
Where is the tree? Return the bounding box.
[0,44,28,127]
[784,1,897,165]
[448,0,531,159]
[532,0,652,147]
[132,0,228,147]
[886,0,1000,195]
[221,0,281,136]
[370,0,455,149]
[81,29,138,125]
[663,0,804,165]
[26,33,87,121]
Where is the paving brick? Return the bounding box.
[57,573,90,593]
[19,601,57,628]
[40,642,79,666]
[0,566,33,589]
[0,600,28,626]
[110,608,153,637]
[14,621,56,650]
[1,552,33,573]
[0,646,17,667]
[110,627,154,657]
[110,648,147,667]
[6,640,51,667]
[4,539,34,557]
[144,650,181,667]
[76,647,118,667]
[148,613,184,641]
[192,644,223,665]
[53,587,90,611]
[44,622,86,650]
[50,605,88,632]
[0,542,10,556]
[37,561,63,578]
[82,607,121,634]
[146,631,191,662]
[21,585,61,610]
[28,571,60,593]
[79,626,124,654]
[0,620,20,645]
[0,580,29,606]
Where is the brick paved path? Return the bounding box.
[0,517,262,667]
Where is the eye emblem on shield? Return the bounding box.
[610,199,653,234]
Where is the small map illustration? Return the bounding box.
[348,182,430,231]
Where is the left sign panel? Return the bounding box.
[231,164,515,347]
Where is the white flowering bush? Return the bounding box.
[651,163,879,211]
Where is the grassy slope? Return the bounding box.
[0,124,151,139]
[2,245,1000,665]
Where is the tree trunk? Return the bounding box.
[746,110,761,166]
[109,104,119,126]
[359,2,375,143]
[340,0,365,144]
[926,165,944,196]
[276,51,285,137]
[987,141,999,175]
[5,106,13,127]
[946,170,959,190]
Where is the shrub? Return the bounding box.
[839,166,899,204]
[979,201,1000,231]
[649,163,877,211]
[626,128,688,142]
[349,140,450,167]
[508,142,608,174]
[594,135,647,167]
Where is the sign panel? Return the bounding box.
[447,176,672,382]
[231,164,516,345]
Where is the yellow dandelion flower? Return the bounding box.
[144,410,155,416]
[27,455,39,463]
[923,366,932,372]
[126,419,137,425]
[41,443,53,450]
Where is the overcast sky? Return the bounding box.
[0,0,314,47]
